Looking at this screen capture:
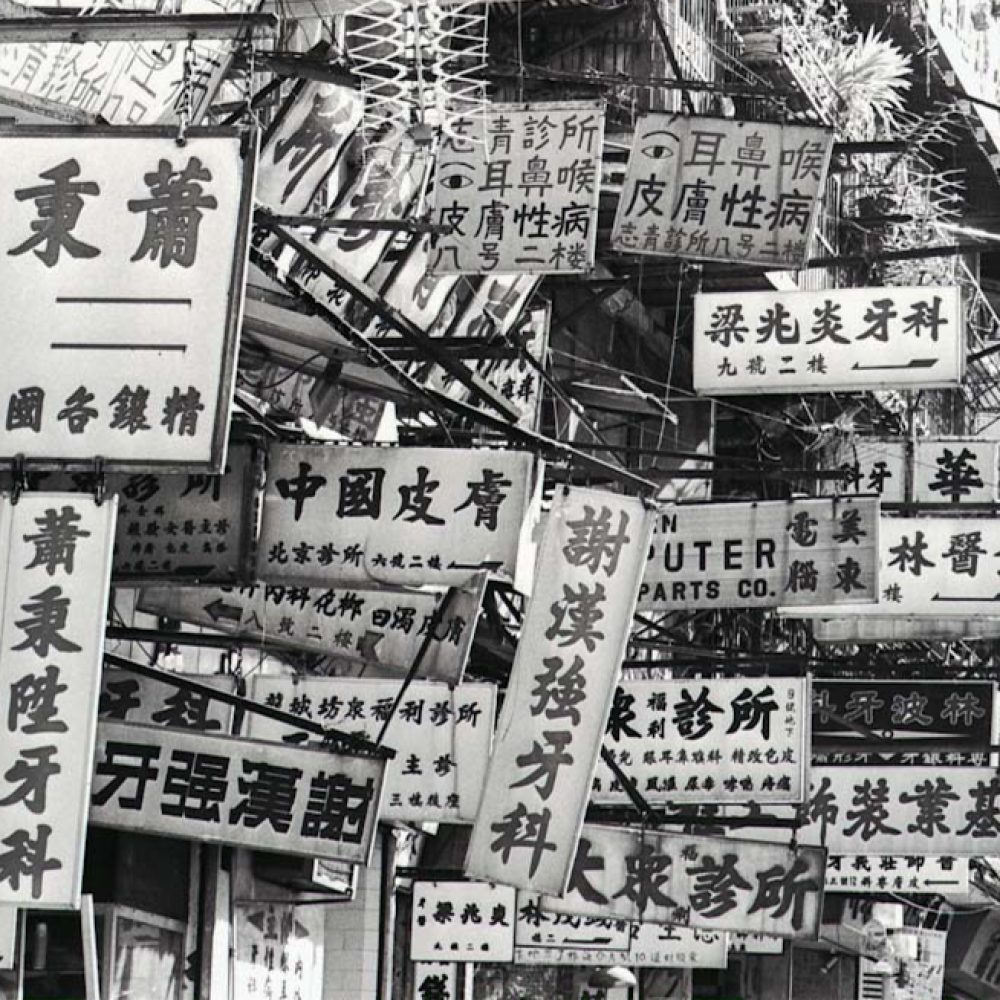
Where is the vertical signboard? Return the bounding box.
[612,116,833,268]
[411,882,516,961]
[258,445,536,588]
[693,286,964,394]
[0,492,116,906]
[430,101,606,274]
[0,128,255,470]
[466,488,655,893]
[233,902,324,1000]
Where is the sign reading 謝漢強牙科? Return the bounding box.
[411,882,516,962]
[543,824,826,940]
[612,116,834,268]
[258,445,536,589]
[465,488,655,895]
[0,128,255,471]
[594,678,809,805]
[0,492,117,907]
[89,720,385,865]
[639,498,878,610]
[246,677,496,824]
[693,287,964,394]
[429,102,606,275]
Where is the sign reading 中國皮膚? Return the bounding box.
[612,116,834,268]
[246,677,496,824]
[0,492,117,907]
[429,102,606,275]
[0,128,255,471]
[89,719,386,865]
[464,488,655,895]
[693,287,964,394]
[638,498,879,610]
[594,677,808,805]
[258,445,536,588]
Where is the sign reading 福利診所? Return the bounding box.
[137,577,485,683]
[246,677,496,824]
[465,488,656,895]
[782,516,1000,617]
[594,678,809,805]
[514,892,729,968]
[429,101,606,275]
[611,116,834,268]
[638,498,878,610]
[89,720,386,864]
[693,287,964,394]
[258,445,536,588]
[0,128,255,471]
[0,492,117,906]
[543,825,826,940]
[411,882,516,962]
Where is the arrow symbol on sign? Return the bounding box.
[356,630,383,661]
[204,598,243,623]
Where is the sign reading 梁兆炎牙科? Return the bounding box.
[639,498,878,610]
[693,287,964,394]
[0,128,255,471]
[612,116,834,269]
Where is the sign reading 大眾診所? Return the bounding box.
[429,101,606,275]
[638,498,878,610]
[0,128,255,471]
[0,492,117,907]
[465,488,655,895]
[594,678,809,805]
[611,116,834,268]
[89,720,386,864]
[258,445,536,588]
[693,287,964,394]
[246,677,496,824]
[543,825,826,940]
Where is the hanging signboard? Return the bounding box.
[812,679,994,766]
[429,101,605,275]
[411,882,516,962]
[820,438,907,503]
[638,498,878,610]
[825,855,968,894]
[812,615,1000,643]
[413,963,459,1000]
[514,893,729,967]
[90,719,386,864]
[233,902,324,1000]
[258,445,536,588]
[466,488,655,894]
[728,932,783,955]
[594,677,809,804]
[138,576,485,683]
[543,825,826,940]
[246,677,495,824]
[611,115,833,268]
[783,516,1000,617]
[0,128,254,471]
[693,286,964,395]
[99,667,235,734]
[0,492,116,906]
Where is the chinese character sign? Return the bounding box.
[544,825,826,940]
[913,439,999,503]
[246,678,495,824]
[784,516,1000,617]
[594,678,808,805]
[639,498,878,610]
[0,129,255,469]
[258,445,536,587]
[98,668,235,734]
[411,882,516,961]
[819,438,906,503]
[90,720,386,864]
[824,855,968,894]
[430,101,606,274]
[465,488,655,894]
[413,963,458,1000]
[233,903,323,1000]
[612,116,833,268]
[0,492,116,905]
[693,287,964,394]
[138,578,483,683]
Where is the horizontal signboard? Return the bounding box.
[639,498,878,610]
[99,668,235,733]
[693,286,964,394]
[811,615,1000,644]
[825,855,968,894]
[595,678,808,804]
[412,882,516,962]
